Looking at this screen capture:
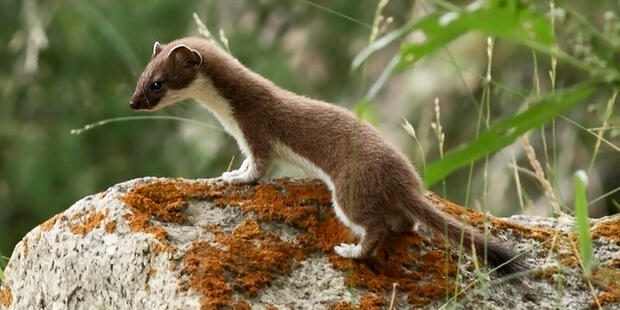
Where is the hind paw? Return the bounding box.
[334,243,362,258]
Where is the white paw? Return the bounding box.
[334,243,362,258]
[221,171,258,184]
[221,169,242,178]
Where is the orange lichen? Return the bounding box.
[22,238,29,256]
[69,211,108,236]
[429,193,555,242]
[104,221,117,233]
[592,291,619,309]
[264,306,279,310]
[591,218,620,243]
[121,181,188,223]
[120,180,193,253]
[234,301,251,310]
[329,302,352,310]
[329,294,384,310]
[358,294,385,310]
[590,269,620,308]
[39,214,63,232]
[531,266,560,281]
[125,179,461,309]
[214,181,458,306]
[182,219,304,309]
[118,178,616,309]
[0,285,12,307]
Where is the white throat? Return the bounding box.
[165,75,251,157]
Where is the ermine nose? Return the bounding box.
[129,100,138,109]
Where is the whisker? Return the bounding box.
[140,88,151,109]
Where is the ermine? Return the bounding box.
[130,37,525,275]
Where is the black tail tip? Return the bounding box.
[485,242,528,278]
[494,256,528,277]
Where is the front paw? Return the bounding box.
[221,172,259,185]
[221,169,242,178]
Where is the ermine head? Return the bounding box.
[129,41,204,110]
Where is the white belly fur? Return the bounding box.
[273,142,366,238]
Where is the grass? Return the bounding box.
[423,84,595,187]
[0,254,7,283]
[574,170,593,276]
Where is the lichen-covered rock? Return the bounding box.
[0,177,618,309]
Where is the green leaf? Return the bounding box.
[423,83,595,187]
[353,0,554,99]
[397,0,553,70]
[574,170,592,276]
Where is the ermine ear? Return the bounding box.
[152,41,163,57]
[167,44,203,68]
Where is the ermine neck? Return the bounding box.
[187,76,250,156]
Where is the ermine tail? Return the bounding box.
[404,195,526,276]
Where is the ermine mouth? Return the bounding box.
[129,101,156,110]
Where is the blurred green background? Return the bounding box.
[1,0,618,259]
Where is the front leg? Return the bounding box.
[221,156,269,184]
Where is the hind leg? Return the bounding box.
[334,223,389,259]
[388,213,412,233]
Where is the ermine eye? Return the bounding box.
[150,81,164,90]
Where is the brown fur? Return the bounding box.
[130,37,526,275]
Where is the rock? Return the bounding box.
[0,177,618,309]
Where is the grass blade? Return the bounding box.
[398,0,553,69]
[574,170,592,276]
[423,83,595,187]
[0,255,4,282]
